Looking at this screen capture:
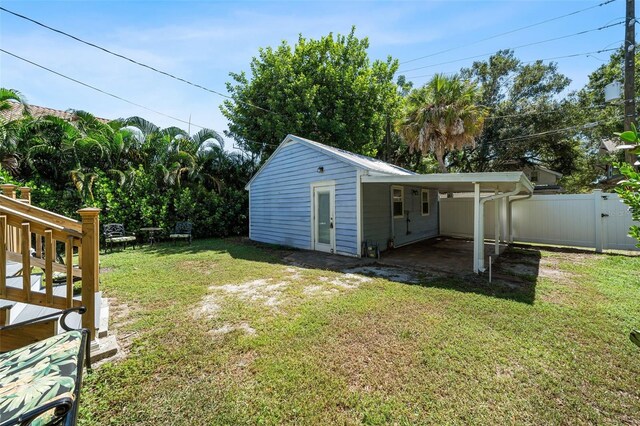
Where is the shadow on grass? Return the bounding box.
[110,237,540,305]
[124,237,291,264]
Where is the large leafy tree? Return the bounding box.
[458,50,577,174]
[398,74,487,173]
[221,27,401,159]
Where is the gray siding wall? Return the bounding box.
[249,142,359,255]
[362,184,439,250]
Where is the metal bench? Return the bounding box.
[169,221,192,244]
[0,307,90,426]
[103,223,137,252]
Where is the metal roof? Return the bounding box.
[245,134,414,189]
[288,135,415,176]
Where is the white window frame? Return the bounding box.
[392,186,404,218]
[421,189,430,216]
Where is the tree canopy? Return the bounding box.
[221,27,401,159]
[398,74,487,172]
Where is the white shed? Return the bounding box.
[246,135,534,273]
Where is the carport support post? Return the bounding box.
[473,183,481,273]
[494,191,500,255]
[506,196,513,243]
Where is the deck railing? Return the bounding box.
[0,184,99,339]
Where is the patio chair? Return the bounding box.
[103,223,137,253]
[169,221,192,244]
[0,306,91,426]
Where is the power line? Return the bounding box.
[0,48,274,154]
[398,21,623,74]
[399,0,618,65]
[0,48,214,130]
[495,119,619,143]
[404,47,620,81]
[0,6,275,115]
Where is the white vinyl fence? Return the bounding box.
[440,190,639,251]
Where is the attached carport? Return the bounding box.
[360,172,534,273]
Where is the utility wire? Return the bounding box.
[399,0,618,65]
[404,47,620,80]
[0,48,214,130]
[398,21,623,74]
[0,6,275,115]
[495,120,617,143]
[0,48,273,153]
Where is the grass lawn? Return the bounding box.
[79,239,640,425]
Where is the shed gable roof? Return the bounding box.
[245,134,415,189]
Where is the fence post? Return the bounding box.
[0,184,17,199]
[18,187,31,204]
[593,189,603,253]
[78,207,100,339]
[1,184,17,252]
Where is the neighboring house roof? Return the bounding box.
[599,138,619,154]
[599,138,637,154]
[0,101,110,123]
[498,161,562,177]
[245,134,415,189]
[533,165,563,178]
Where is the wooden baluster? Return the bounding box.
[66,236,74,308]
[35,233,43,258]
[44,229,54,305]
[21,222,31,302]
[78,208,100,339]
[0,215,6,298]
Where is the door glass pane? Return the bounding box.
[317,191,330,244]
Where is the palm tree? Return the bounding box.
[399,74,487,173]
[0,88,31,175]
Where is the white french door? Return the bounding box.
[312,183,335,253]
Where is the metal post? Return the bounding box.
[494,191,500,255]
[473,183,481,273]
[625,0,636,164]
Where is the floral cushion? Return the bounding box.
[0,331,83,426]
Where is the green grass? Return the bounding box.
[79,240,640,425]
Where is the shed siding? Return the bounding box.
[249,142,358,255]
[362,184,439,250]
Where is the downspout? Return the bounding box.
[507,193,533,244]
[477,183,525,272]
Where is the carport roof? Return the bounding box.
[360,172,534,194]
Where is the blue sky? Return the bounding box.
[0,0,626,148]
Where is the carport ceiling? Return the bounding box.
[361,172,533,194]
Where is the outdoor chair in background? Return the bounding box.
[102,223,137,253]
[0,306,91,426]
[169,221,192,244]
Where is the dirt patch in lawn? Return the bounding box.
[208,322,256,336]
[195,294,221,320]
[213,279,289,308]
[107,298,141,357]
[345,266,422,284]
[178,260,218,275]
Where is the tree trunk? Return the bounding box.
[435,151,448,173]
